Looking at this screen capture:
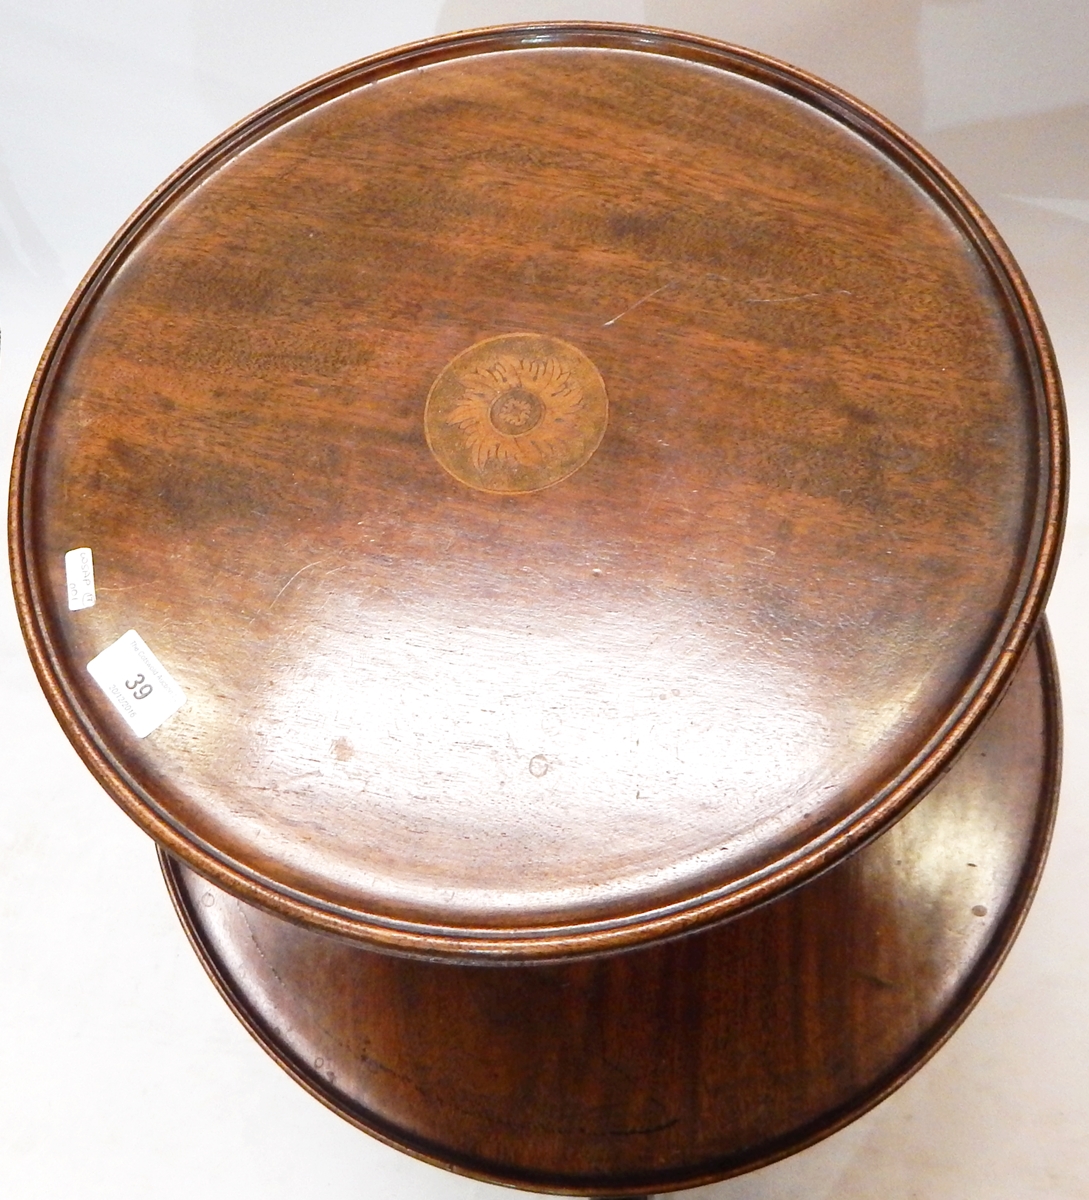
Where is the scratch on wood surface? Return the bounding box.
[603,282,674,327]
[270,559,326,608]
[744,289,852,304]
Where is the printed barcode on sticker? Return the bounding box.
[65,547,96,610]
[86,630,186,738]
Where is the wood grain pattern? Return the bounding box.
[9,25,1065,958]
[163,622,1061,1195]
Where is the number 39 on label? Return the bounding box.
[87,630,186,737]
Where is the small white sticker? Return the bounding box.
[87,630,186,738]
[65,547,97,610]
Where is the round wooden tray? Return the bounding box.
[162,622,1060,1195]
[8,24,1065,962]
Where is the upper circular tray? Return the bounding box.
[10,24,1065,959]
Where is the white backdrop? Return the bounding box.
[2,3,1088,1197]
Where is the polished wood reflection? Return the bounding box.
[11,26,1065,960]
[164,625,1060,1196]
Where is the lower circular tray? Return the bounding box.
[162,623,1060,1196]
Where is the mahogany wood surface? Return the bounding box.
[162,623,1061,1196]
[9,25,1065,958]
